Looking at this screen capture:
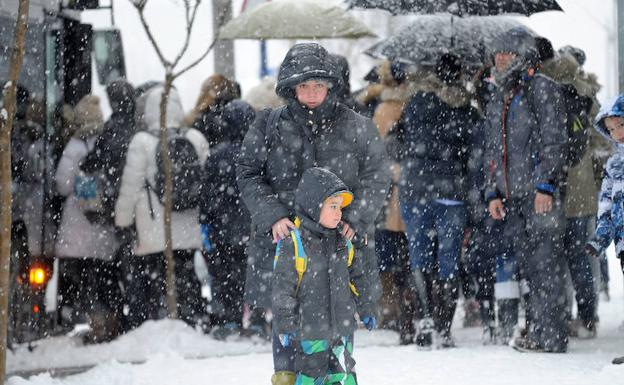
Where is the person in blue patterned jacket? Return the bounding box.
[587,95,624,263]
[586,94,624,365]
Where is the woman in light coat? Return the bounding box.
[54,94,120,336]
[115,85,209,328]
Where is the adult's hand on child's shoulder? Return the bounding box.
[272,218,296,243]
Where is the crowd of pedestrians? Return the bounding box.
[8,24,624,383]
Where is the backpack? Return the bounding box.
[75,170,116,225]
[560,83,591,168]
[273,217,358,296]
[74,139,116,226]
[525,78,589,168]
[146,128,202,217]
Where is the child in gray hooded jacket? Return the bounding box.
[272,167,376,385]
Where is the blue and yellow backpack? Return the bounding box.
[273,217,359,296]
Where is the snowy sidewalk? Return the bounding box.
[7,256,624,384]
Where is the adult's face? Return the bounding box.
[494,52,517,73]
[295,79,328,109]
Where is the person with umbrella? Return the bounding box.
[236,43,389,384]
[484,27,569,353]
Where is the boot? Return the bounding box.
[416,318,434,348]
[271,371,296,385]
[497,298,519,344]
[398,286,416,345]
[479,299,496,345]
[433,279,459,349]
[378,271,400,329]
[412,269,434,349]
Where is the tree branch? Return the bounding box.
[173,35,217,79]
[132,1,171,68]
[171,0,201,69]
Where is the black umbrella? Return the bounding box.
[365,15,533,70]
[348,0,562,16]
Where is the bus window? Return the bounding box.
[93,29,126,86]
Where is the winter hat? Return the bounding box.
[490,27,538,65]
[73,94,104,138]
[222,99,256,142]
[559,45,586,67]
[435,53,462,84]
[295,167,352,223]
[275,43,342,99]
[106,79,135,115]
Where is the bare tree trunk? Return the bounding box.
[0,1,30,382]
[133,0,218,321]
[159,74,177,318]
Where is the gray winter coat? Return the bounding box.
[237,104,389,307]
[272,168,374,340]
[484,73,568,200]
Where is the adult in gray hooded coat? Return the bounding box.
[484,27,568,352]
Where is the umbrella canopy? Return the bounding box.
[347,0,562,16]
[365,15,532,70]
[219,0,377,40]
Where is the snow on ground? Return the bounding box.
[7,256,624,384]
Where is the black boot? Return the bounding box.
[479,299,496,344]
[434,279,459,348]
[413,269,434,349]
[398,286,416,345]
[497,298,519,344]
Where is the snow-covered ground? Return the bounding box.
[7,255,624,384]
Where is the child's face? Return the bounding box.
[605,116,624,143]
[319,196,343,229]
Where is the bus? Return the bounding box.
[0,0,125,348]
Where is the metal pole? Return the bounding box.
[212,0,235,79]
[618,0,624,93]
[259,39,268,78]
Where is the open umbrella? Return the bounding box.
[219,0,376,40]
[365,15,532,70]
[347,0,562,16]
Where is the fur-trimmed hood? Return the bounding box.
[410,70,471,108]
[141,85,185,133]
[595,94,624,147]
[379,82,415,103]
[72,94,104,139]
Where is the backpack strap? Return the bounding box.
[346,238,359,297]
[273,217,307,296]
[273,218,359,297]
[264,106,285,150]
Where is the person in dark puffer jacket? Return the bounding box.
[396,54,479,349]
[272,167,375,385]
[200,100,256,338]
